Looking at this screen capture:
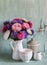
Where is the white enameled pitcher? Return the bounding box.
[10,40,23,60]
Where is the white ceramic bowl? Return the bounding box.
[19,48,33,63]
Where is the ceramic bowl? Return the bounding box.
[19,48,33,63]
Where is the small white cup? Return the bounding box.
[19,48,33,63]
[34,52,42,60]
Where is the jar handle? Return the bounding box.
[10,40,14,51]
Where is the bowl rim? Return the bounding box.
[18,48,33,53]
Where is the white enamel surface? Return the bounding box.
[34,52,42,60]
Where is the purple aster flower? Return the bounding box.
[21,30,28,38]
[4,21,10,25]
[31,29,34,35]
[11,31,18,39]
[3,21,11,30]
[6,24,11,30]
[12,18,23,24]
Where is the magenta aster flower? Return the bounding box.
[17,31,25,40]
[17,31,28,40]
[28,21,33,28]
[2,25,7,32]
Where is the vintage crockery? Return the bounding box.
[34,52,42,60]
[27,38,40,52]
[10,40,23,60]
[19,48,33,63]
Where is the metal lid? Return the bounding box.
[27,38,39,46]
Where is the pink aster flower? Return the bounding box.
[22,22,30,29]
[12,23,22,32]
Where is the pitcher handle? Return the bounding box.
[10,40,14,51]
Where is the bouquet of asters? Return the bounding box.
[2,18,34,40]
